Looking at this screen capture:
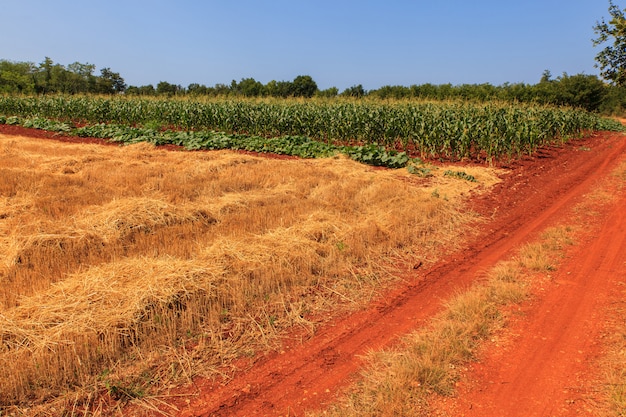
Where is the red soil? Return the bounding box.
[2,125,624,416]
[0,124,118,145]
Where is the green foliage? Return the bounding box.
[0,60,36,94]
[126,84,156,96]
[226,75,319,98]
[368,74,612,112]
[0,115,20,125]
[0,57,125,95]
[316,87,339,98]
[593,1,626,86]
[443,170,477,182]
[546,73,607,112]
[599,85,626,114]
[21,117,72,132]
[2,55,625,113]
[341,84,366,98]
[292,75,318,98]
[3,114,414,168]
[156,81,182,96]
[181,132,340,158]
[593,116,626,131]
[98,67,127,94]
[232,78,264,97]
[407,161,433,177]
[341,144,409,168]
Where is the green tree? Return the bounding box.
[66,62,97,93]
[126,84,156,95]
[265,80,294,97]
[0,60,36,93]
[540,69,553,83]
[97,68,126,94]
[368,85,411,100]
[593,1,626,86]
[598,84,626,114]
[291,75,318,97]
[341,84,366,98]
[235,77,264,97]
[316,86,339,98]
[213,83,230,96]
[156,81,180,96]
[187,83,210,95]
[554,73,607,111]
[34,57,59,93]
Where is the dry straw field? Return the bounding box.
[0,133,500,413]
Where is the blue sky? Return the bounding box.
[0,0,616,91]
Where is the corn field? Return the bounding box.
[0,95,620,161]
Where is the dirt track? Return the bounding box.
[1,126,624,416]
[436,137,626,416]
[440,191,626,416]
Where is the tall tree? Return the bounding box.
[235,77,264,97]
[291,75,318,97]
[35,57,56,94]
[593,1,626,86]
[66,62,96,93]
[341,84,366,98]
[156,80,180,96]
[0,60,36,93]
[98,68,127,94]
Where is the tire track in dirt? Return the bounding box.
[174,132,626,417]
[437,178,626,416]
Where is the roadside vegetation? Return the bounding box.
[599,159,626,416]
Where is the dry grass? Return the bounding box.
[602,295,626,417]
[0,134,500,414]
[317,226,575,417]
[598,159,626,417]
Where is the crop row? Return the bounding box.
[0,96,622,161]
[0,115,412,169]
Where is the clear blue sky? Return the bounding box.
[0,0,616,91]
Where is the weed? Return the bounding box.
[407,163,433,177]
[443,170,477,182]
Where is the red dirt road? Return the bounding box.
[436,149,626,415]
[2,126,624,416]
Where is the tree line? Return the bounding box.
[0,57,126,95]
[1,57,626,114]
